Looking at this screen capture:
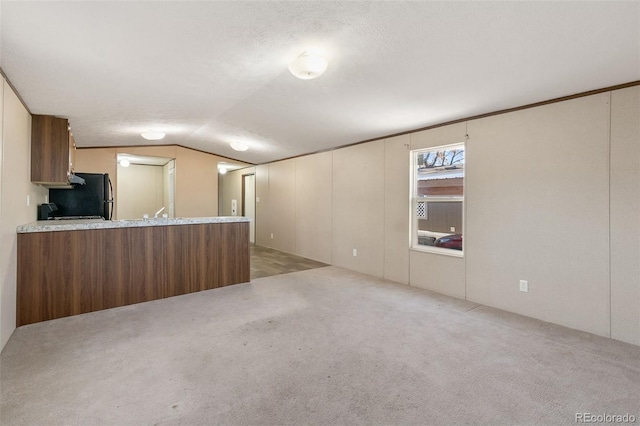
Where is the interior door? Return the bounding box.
[242,174,256,244]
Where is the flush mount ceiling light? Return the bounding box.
[120,159,130,167]
[230,141,249,152]
[141,131,166,141]
[288,51,328,80]
[218,166,228,175]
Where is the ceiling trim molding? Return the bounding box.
[174,144,254,165]
[264,79,640,165]
[0,67,32,114]
[77,143,254,166]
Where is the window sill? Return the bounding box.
[410,245,464,258]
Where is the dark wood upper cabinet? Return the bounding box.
[31,114,75,185]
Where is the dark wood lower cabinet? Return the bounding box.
[17,222,250,326]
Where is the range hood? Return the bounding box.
[42,173,86,189]
[69,173,86,185]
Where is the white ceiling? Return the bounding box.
[1,1,638,165]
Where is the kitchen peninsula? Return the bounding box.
[17,217,250,326]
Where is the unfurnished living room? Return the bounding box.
[0,2,639,425]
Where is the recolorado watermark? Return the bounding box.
[575,413,636,423]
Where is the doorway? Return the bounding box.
[116,154,175,220]
[242,173,255,244]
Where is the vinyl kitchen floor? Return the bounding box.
[250,244,328,279]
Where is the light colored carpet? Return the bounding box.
[1,266,639,425]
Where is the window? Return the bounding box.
[411,143,464,255]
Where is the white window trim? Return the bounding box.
[410,142,465,257]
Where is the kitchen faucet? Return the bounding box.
[154,206,165,218]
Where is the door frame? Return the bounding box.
[241,173,255,216]
[241,173,256,242]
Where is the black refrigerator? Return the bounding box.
[49,172,114,220]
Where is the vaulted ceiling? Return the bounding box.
[1,1,638,164]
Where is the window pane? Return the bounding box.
[415,200,463,249]
[416,147,464,197]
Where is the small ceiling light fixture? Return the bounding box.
[218,166,228,175]
[230,141,249,152]
[141,131,166,141]
[120,159,130,167]
[288,51,328,80]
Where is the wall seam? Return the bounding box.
[464,121,468,301]
[293,159,297,256]
[268,165,271,248]
[0,81,6,351]
[382,141,386,280]
[608,90,613,339]
[384,141,390,278]
[407,133,415,287]
[330,151,334,265]
[0,80,4,224]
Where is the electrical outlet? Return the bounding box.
[450,226,455,232]
[26,195,30,206]
[270,233,274,239]
[353,248,357,257]
[256,197,260,202]
[45,195,48,203]
[519,280,529,292]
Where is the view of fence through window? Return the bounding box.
[412,143,464,253]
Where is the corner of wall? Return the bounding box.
[1,79,47,352]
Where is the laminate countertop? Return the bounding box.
[17,216,251,233]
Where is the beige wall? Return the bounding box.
[332,140,385,277]
[295,152,333,264]
[75,147,117,177]
[242,160,297,252]
[228,151,332,265]
[174,146,218,218]
[466,93,611,336]
[117,163,164,219]
[0,79,48,351]
[0,81,3,219]
[610,87,640,345]
[252,86,640,346]
[76,145,235,219]
[383,135,410,284]
[267,159,296,253]
[255,164,270,246]
[411,123,467,151]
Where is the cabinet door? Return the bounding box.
[31,115,70,184]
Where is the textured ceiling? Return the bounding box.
[1,1,638,165]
